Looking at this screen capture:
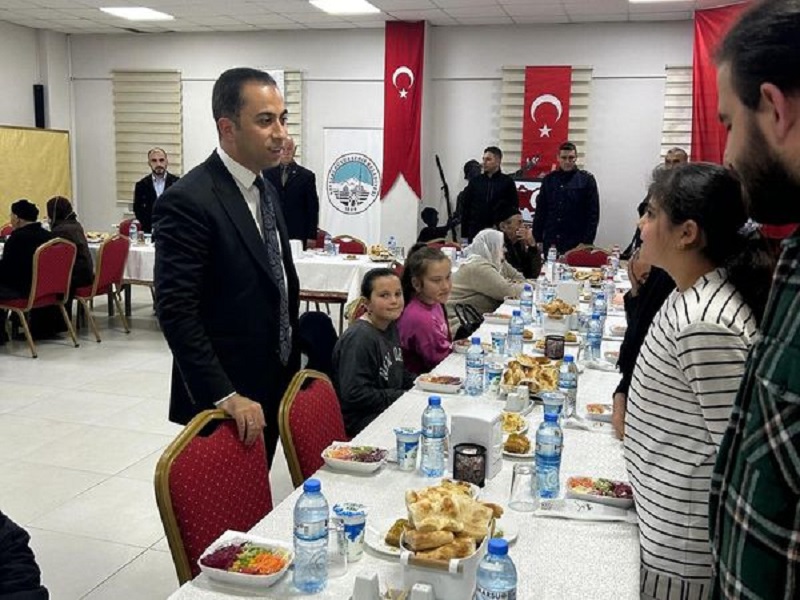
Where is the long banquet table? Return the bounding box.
[168,299,639,600]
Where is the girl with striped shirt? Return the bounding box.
[623,164,774,599]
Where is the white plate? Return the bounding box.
[585,403,613,423]
[452,341,492,355]
[322,444,387,474]
[198,531,293,589]
[502,448,535,459]
[483,313,512,325]
[364,520,403,559]
[502,423,529,437]
[610,325,627,337]
[565,479,634,510]
[492,516,519,544]
[415,375,463,394]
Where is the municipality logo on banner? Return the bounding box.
[326,153,380,215]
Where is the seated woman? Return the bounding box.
[397,246,452,375]
[46,196,94,289]
[622,163,773,599]
[332,268,415,438]
[445,229,524,334]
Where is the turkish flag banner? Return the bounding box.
[381,21,424,199]
[691,2,749,163]
[521,66,572,179]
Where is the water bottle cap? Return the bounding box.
[523,283,532,291]
[596,292,605,299]
[591,314,600,320]
[428,396,441,406]
[471,336,481,345]
[303,478,321,493]
[512,310,521,316]
[563,355,574,363]
[487,538,509,556]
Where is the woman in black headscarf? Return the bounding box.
[46,196,93,289]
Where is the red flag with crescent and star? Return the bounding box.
[381,21,424,199]
[521,66,572,178]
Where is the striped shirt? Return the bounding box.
[625,268,757,600]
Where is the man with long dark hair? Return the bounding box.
[709,2,800,598]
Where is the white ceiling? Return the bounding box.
[0,0,736,35]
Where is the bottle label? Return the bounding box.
[475,586,517,600]
[295,519,328,541]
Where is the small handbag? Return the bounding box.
[452,303,484,341]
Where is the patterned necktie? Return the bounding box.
[254,176,292,365]
[280,164,289,187]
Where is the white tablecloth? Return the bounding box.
[168,308,639,600]
[293,253,386,304]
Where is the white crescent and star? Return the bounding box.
[392,65,414,99]
[530,93,563,138]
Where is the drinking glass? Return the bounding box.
[509,463,539,512]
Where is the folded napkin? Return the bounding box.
[583,359,618,372]
[562,416,613,434]
[535,499,637,524]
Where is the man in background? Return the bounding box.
[495,206,542,279]
[264,136,319,249]
[133,147,179,234]
[708,2,800,598]
[459,147,518,242]
[533,141,599,255]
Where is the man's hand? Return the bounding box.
[306,239,317,249]
[627,250,650,297]
[612,392,627,440]
[516,225,536,247]
[218,393,265,445]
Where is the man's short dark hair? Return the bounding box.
[484,146,503,161]
[147,147,167,159]
[716,0,800,110]
[212,67,277,124]
[559,142,577,154]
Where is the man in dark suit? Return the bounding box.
[0,200,54,343]
[153,68,300,461]
[459,146,519,242]
[133,147,179,233]
[264,136,319,249]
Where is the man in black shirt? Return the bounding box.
[495,205,542,279]
[459,147,518,242]
[532,141,600,255]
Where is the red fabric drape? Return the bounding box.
[381,21,424,199]
[521,66,572,178]
[691,2,749,163]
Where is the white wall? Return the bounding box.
[11,20,693,247]
[0,21,39,128]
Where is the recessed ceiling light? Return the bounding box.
[100,7,174,21]
[309,0,380,16]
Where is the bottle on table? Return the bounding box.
[603,274,616,306]
[586,314,602,362]
[519,283,534,325]
[485,353,504,398]
[593,292,608,328]
[293,478,329,593]
[474,538,517,600]
[465,337,485,396]
[128,219,139,243]
[546,245,557,282]
[420,396,447,477]
[558,355,578,419]
[324,233,334,255]
[387,235,397,255]
[536,410,563,498]
[506,310,524,356]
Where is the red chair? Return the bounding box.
[563,245,611,268]
[278,369,348,488]
[155,409,273,584]
[315,228,330,249]
[0,238,79,358]
[331,234,367,255]
[0,223,12,238]
[118,218,140,237]
[428,240,461,250]
[347,297,368,326]
[74,235,130,342]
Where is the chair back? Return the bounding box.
[279,370,348,488]
[316,228,330,248]
[390,260,405,279]
[0,223,12,237]
[332,234,367,255]
[428,240,461,250]
[348,297,368,325]
[563,245,611,268]
[118,218,139,237]
[26,238,76,310]
[155,410,273,584]
[83,235,130,297]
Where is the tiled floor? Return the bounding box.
[0,288,297,599]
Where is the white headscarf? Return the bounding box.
[465,229,505,270]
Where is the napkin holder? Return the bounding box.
[289,239,304,259]
[449,406,503,481]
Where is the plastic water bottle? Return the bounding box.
[474,538,517,600]
[420,396,447,477]
[610,244,621,273]
[465,337,485,397]
[324,233,334,255]
[536,411,563,498]
[387,235,397,255]
[293,478,329,593]
[587,314,602,362]
[128,220,138,242]
[558,355,578,419]
[604,275,616,307]
[593,292,608,328]
[485,353,504,397]
[506,310,524,356]
[519,284,534,325]
[546,245,558,281]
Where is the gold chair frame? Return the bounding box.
[75,235,130,342]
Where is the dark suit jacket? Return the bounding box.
[133,172,179,233]
[153,152,300,436]
[460,171,519,242]
[263,162,319,246]
[0,223,54,298]
[533,168,600,255]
